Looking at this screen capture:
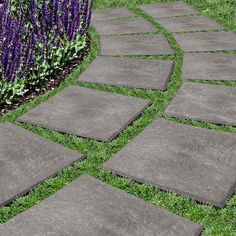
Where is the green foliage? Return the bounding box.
[0,35,87,105]
[0,79,28,105]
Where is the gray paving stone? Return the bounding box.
[78,57,175,90]
[0,175,203,235]
[157,15,224,33]
[0,123,85,207]
[18,86,150,142]
[173,31,236,52]
[93,17,156,35]
[100,34,174,56]
[92,8,134,22]
[165,82,236,126]
[140,2,198,19]
[103,119,236,208]
[183,53,236,81]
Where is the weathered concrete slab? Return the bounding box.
[165,82,236,126]
[0,123,85,207]
[93,17,156,35]
[140,2,198,19]
[100,34,174,55]
[78,57,175,90]
[92,8,134,22]
[18,86,150,142]
[157,15,224,32]
[174,31,236,52]
[0,175,203,235]
[183,53,236,81]
[103,119,236,208]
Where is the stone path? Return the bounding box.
[156,15,224,32]
[183,53,236,81]
[0,123,85,207]
[78,56,175,90]
[0,175,202,236]
[100,34,174,56]
[2,1,236,234]
[18,86,150,142]
[165,82,236,126]
[140,2,198,18]
[103,118,236,208]
[174,31,236,52]
[92,17,156,35]
[92,8,134,22]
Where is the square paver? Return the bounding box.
[100,34,174,56]
[165,82,236,126]
[103,119,236,208]
[18,86,151,142]
[157,15,224,33]
[140,2,198,19]
[78,57,175,90]
[183,53,236,81]
[0,175,203,235]
[92,8,134,22]
[173,31,236,52]
[0,123,85,207]
[93,17,156,36]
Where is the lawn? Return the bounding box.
[0,0,236,235]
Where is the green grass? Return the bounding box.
[0,1,236,235]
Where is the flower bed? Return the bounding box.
[0,0,94,106]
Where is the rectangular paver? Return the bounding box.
[18,86,151,142]
[78,57,175,90]
[173,31,236,52]
[183,53,236,81]
[93,17,156,35]
[165,82,236,126]
[92,8,134,22]
[0,123,85,207]
[100,34,174,56]
[157,15,224,33]
[103,119,236,208]
[140,2,198,19]
[0,175,202,235]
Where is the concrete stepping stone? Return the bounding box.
[165,82,236,126]
[173,31,236,52]
[78,57,175,90]
[100,34,174,56]
[157,15,224,33]
[140,2,198,19]
[103,119,236,208]
[18,86,150,142]
[0,123,85,207]
[0,175,203,235]
[92,8,134,22]
[93,17,156,36]
[183,53,236,81]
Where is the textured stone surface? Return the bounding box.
[165,82,236,126]
[93,17,156,35]
[0,175,203,235]
[174,31,236,52]
[103,119,236,208]
[0,123,85,207]
[18,86,150,142]
[92,8,134,22]
[100,34,174,56]
[78,57,175,90]
[140,2,198,18]
[157,15,224,32]
[183,53,236,81]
